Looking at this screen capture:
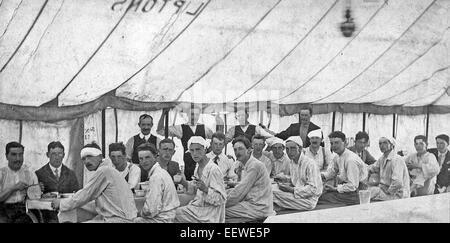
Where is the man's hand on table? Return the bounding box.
[51,199,61,210]
[324,184,337,192]
[278,183,294,193]
[13,181,27,191]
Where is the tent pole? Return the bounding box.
[362,112,366,132]
[425,107,430,140]
[114,108,118,142]
[392,114,396,138]
[19,120,23,144]
[331,111,336,132]
[164,109,169,138]
[101,109,106,158]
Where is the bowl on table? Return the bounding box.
[134,189,145,197]
[60,193,75,199]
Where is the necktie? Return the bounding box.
[214,156,219,165]
[55,168,59,181]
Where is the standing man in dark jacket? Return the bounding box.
[126,114,161,165]
[428,134,450,193]
[35,141,79,222]
[264,106,321,148]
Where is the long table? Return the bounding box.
[265,193,450,223]
[26,192,196,223]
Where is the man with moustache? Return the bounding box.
[175,136,227,223]
[0,142,42,223]
[226,136,274,222]
[51,143,137,223]
[126,114,161,164]
[367,137,410,201]
[273,136,323,211]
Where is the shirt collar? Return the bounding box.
[139,133,150,140]
[438,150,448,157]
[148,163,160,177]
[49,163,62,172]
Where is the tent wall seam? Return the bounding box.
[377,65,450,103]
[233,0,339,101]
[114,0,211,92]
[175,0,283,101]
[53,7,130,101]
[349,26,449,102]
[0,0,48,73]
[0,0,23,39]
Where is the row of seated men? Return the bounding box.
[1,128,449,223]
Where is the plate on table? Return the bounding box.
[39,198,55,202]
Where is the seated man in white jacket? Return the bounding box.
[273,136,323,211]
[134,143,180,223]
[51,143,137,223]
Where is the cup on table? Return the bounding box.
[358,190,371,204]
[134,189,145,197]
[139,182,151,191]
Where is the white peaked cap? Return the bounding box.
[286,136,303,147]
[266,137,285,147]
[188,136,208,149]
[308,129,323,138]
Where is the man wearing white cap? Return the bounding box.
[226,136,274,222]
[174,136,227,223]
[273,136,323,211]
[304,129,335,172]
[367,137,410,201]
[51,143,137,223]
[264,137,290,179]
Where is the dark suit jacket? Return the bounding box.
[428,148,450,188]
[275,122,321,148]
[35,163,80,194]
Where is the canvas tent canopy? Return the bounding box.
[0,0,449,184]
